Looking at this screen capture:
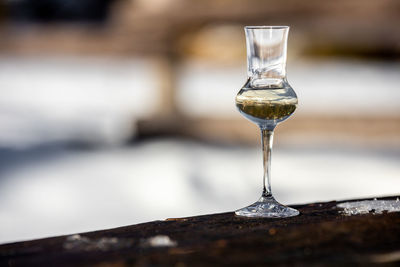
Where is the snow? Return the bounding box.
[337,199,400,216]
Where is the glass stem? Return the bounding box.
[261,128,274,198]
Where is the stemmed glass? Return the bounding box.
[235,26,299,218]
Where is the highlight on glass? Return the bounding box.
[235,26,299,218]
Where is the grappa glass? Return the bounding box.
[235,26,299,218]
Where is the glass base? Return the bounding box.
[235,195,299,218]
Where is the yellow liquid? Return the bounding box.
[236,88,297,122]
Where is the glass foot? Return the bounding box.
[235,195,299,218]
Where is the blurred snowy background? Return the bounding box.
[0,0,399,244]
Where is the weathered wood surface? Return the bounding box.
[1,196,400,266]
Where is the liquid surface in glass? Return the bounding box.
[236,82,297,126]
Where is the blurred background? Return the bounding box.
[0,0,399,244]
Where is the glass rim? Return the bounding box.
[244,26,289,30]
